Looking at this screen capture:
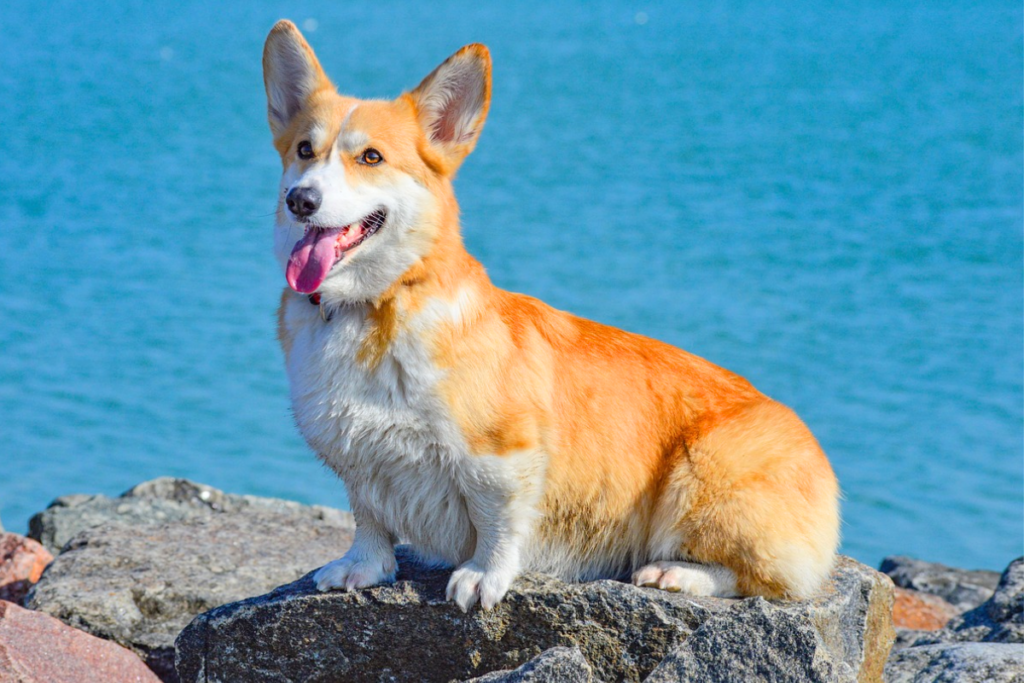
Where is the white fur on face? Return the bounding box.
[273,114,436,303]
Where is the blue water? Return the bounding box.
[1,1,1021,571]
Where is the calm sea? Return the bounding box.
[1,1,1021,571]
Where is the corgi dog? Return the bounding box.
[263,20,840,611]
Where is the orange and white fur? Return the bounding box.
[264,20,840,611]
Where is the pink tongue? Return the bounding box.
[285,223,369,293]
[286,227,343,293]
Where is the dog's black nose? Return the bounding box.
[286,186,322,218]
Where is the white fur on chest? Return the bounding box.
[283,295,476,563]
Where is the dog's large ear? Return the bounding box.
[263,20,333,138]
[409,44,491,173]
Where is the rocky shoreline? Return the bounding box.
[1,478,1020,682]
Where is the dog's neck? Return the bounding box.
[304,223,489,325]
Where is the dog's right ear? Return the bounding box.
[263,20,332,138]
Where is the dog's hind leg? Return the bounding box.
[641,399,840,599]
[632,560,739,596]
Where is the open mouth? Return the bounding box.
[285,209,387,293]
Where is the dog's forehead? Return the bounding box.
[337,105,369,152]
[277,94,356,156]
[339,99,420,152]
[280,94,421,164]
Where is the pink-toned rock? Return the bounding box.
[893,586,961,630]
[0,533,53,604]
[0,600,160,682]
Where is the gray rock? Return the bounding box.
[783,559,897,683]
[884,642,1024,683]
[891,628,935,651]
[884,558,1024,682]
[880,556,1001,613]
[28,477,348,555]
[895,557,1024,650]
[466,647,594,682]
[175,550,893,683]
[25,481,354,683]
[947,557,1024,644]
[644,598,842,682]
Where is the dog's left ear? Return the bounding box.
[409,44,492,173]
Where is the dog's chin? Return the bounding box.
[321,229,433,306]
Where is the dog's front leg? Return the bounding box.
[314,508,396,592]
[446,454,544,611]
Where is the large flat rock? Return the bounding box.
[25,479,354,682]
[28,477,350,555]
[175,547,894,683]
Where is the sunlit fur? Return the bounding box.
[264,20,840,610]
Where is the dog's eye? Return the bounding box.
[360,148,384,165]
[297,141,314,160]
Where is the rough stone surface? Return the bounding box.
[0,533,53,604]
[175,548,893,683]
[884,642,1024,683]
[885,558,1024,682]
[25,479,354,682]
[0,599,160,683]
[892,587,959,631]
[880,556,1001,613]
[467,647,594,682]
[891,628,935,651]
[644,598,843,682]
[28,477,350,555]
[896,557,1024,650]
[945,557,1024,644]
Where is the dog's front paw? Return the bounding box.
[314,554,396,592]
[445,561,516,612]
